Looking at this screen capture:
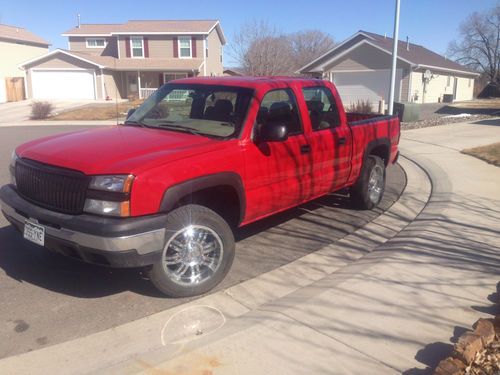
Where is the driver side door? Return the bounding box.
[243,88,313,222]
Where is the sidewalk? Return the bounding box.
[1,119,499,374]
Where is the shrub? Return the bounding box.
[31,101,53,119]
[347,99,373,114]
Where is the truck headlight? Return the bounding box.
[84,199,130,217]
[84,175,134,217]
[89,175,134,193]
[9,151,18,186]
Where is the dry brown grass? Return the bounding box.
[50,99,144,121]
[452,98,500,109]
[462,142,500,167]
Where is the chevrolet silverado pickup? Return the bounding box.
[0,77,400,297]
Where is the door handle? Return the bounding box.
[337,137,346,146]
[300,144,311,154]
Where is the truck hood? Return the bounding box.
[16,125,221,175]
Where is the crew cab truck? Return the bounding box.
[0,77,400,297]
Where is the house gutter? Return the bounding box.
[416,64,480,76]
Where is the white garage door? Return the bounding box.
[333,69,402,109]
[31,70,95,100]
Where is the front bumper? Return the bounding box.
[0,184,166,268]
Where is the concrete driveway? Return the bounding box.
[0,100,100,124]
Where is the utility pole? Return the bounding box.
[388,0,401,115]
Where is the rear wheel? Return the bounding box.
[350,155,386,210]
[148,204,235,297]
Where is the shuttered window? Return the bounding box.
[131,37,144,58]
[178,36,192,58]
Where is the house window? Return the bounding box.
[131,37,144,58]
[86,38,106,48]
[178,37,192,58]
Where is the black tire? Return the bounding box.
[148,204,235,298]
[350,155,386,210]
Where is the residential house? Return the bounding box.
[299,31,479,108]
[20,20,225,100]
[0,24,49,102]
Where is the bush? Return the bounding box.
[31,101,53,119]
[347,99,373,114]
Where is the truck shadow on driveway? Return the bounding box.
[0,191,391,299]
[0,164,405,299]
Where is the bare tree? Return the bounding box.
[289,30,335,71]
[229,20,334,76]
[448,6,500,85]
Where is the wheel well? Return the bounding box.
[368,144,389,166]
[175,185,241,228]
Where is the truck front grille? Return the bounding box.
[15,159,90,215]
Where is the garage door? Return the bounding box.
[333,69,402,109]
[31,70,96,100]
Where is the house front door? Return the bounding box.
[128,74,138,96]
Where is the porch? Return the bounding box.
[123,71,194,99]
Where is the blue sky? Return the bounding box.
[1,0,497,66]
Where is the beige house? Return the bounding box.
[20,20,225,101]
[299,31,479,108]
[0,24,49,102]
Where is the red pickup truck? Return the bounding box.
[0,77,399,297]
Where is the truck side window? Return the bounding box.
[258,89,303,135]
[302,87,340,130]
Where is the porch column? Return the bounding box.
[137,71,141,99]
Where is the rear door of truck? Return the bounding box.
[298,84,353,196]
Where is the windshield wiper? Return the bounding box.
[123,120,145,127]
[155,123,206,136]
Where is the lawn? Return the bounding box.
[462,142,500,167]
[50,99,143,121]
[452,98,500,109]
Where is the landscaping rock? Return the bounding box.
[435,357,466,375]
[455,332,484,364]
[473,319,496,346]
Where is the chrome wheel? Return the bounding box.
[368,164,384,204]
[162,225,224,286]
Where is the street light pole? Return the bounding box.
[388,0,401,115]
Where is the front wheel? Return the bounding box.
[148,204,235,297]
[350,155,386,210]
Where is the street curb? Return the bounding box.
[0,156,432,375]
[0,121,118,127]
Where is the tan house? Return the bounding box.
[0,24,49,102]
[299,31,479,108]
[20,20,225,101]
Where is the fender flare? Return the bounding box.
[159,172,246,224]
[363,138,391,166]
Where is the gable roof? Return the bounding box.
[19,49,204,72]
[0,24,50,46]
[62,20,226,44]
[300,30,478,76]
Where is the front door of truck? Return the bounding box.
[243,88,313,221]
[301,86,352,196]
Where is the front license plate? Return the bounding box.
[23,221,45,246]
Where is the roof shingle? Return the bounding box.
[63,20,218,35]
[0,24,50,46]
[361,31,475,74]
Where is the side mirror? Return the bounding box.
[126,108,136,119]
[257,122,288,142]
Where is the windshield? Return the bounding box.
[125,84,254,139]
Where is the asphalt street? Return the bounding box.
[0,125,405,359]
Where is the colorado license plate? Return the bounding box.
[23,220,45,246]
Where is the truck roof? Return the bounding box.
[172,76,327,89]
